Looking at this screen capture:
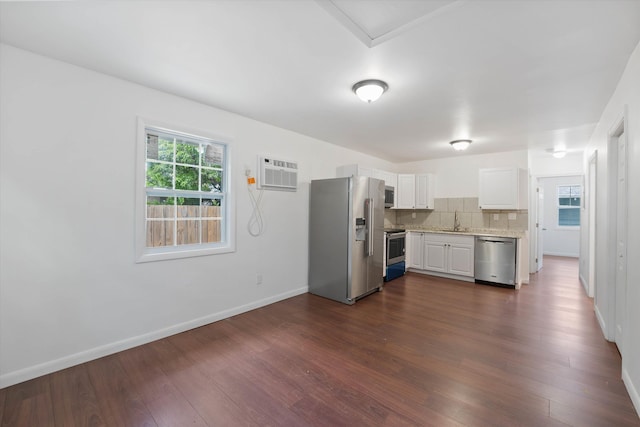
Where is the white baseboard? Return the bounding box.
[579,274,589,294]
[0,286,308,389]
[407,269,475,283]
[622,367,640,419]
[542,252,579,258]
[594,304,610,341]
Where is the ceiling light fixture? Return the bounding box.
[352,79,388,103]
[552,150,567,158]
[450,139,472,151]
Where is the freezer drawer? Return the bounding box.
[474,236,516,286]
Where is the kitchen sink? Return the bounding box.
[421,229,471,235]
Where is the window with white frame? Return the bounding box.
[137,122,233,262]
[557,185,581,227]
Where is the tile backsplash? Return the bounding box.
[385,197,528,231]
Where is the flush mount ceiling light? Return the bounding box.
[352,79,388,103]
[449,139,472,151]
[552,150,567,158]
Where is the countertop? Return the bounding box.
[401,227,527,239]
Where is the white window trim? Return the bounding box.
[135,117,235,263]
[556,184,581,229]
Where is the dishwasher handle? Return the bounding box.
[476,237,515,244]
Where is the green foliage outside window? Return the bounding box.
[146,134,223,205]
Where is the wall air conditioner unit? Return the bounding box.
[258,156,298,191]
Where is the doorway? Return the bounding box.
[586,151,597,298]
[536,184,544,271]
[538,176,582,258]
[607,112,627,353]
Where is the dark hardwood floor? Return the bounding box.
[1,256,638,426]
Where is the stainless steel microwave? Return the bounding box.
[384,185,394,208]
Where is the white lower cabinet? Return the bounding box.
[408,232,475,280]
[445,240,474,277]
[408,232,424,269]
[423,239,447,272]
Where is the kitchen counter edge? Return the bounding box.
[403,228,527,239]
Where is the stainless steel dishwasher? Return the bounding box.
[474,236,517,286]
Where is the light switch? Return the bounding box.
[508,212,517,220]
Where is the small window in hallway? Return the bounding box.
[557,185,581,226]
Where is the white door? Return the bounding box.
[615,131,627,351]
[588,154,597,298]
[536,186,544,271]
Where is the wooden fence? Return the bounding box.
[146,205,221,247]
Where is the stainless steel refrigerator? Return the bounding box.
[308,176,384,304]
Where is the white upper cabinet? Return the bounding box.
[415,173,435,209]
[397,173,435,209]
[338,164,400,208]
[336,164,373,178]
[396,174,416,209]
[337,164,397,188]
[373,169,398,189]
[478,167,528,210]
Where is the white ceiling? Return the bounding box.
[1,1,639,162]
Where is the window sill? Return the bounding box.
[136,243,235,263]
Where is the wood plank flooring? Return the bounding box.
[1,256,638,426]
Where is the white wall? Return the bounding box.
[583,40,640,414]
[0,44,396,387]
[538,176,582,257]
[529,151,584,177]
[399,150,528,198]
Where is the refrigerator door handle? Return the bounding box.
[365,197,374,256]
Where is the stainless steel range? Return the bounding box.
[384,229,406,281]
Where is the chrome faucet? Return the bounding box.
[453,211,461,232]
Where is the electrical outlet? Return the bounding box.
[493,213,500,221]
[256,274,263,285]
[508,212,517,220]
[411,212,416,219]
